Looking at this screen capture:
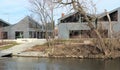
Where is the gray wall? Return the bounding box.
[58,22,120,39]
[58,23,90,39]
[9,18,29,39]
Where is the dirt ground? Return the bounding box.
[25,39,120,59]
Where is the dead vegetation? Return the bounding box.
[25,45,48,52]
[0,41,18,50]
[26,39,120,59]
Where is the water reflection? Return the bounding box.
[0,57,120,70]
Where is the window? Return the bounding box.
[15,31,23,39]
[100,11,118,21]
[2,32,8,39]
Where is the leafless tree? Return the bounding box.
[29,0,55,48]
[53,0,109,55]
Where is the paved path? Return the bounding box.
[1,39,47,55]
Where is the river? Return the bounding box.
[0,57,120,70]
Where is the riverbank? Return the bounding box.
[13,50,120,59]
[1,39,120,59]
[13,39,120,59]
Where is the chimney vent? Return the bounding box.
[62,13,65,17]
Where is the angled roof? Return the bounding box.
[26,16,42,28]
[58,11,94,21]
[58,11,78,21]
[0,19,10,27]
[13,16,42,28]
[58,7,120,22]
[98,7,120,18]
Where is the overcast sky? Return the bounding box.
[0,0,120,24]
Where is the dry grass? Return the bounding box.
[25,45,48,52]
[25,38,120,58]
[0,42,19,50]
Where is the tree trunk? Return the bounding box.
[93,29,108,55]
[71,0,108,55]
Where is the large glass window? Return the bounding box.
[15,31,23,39]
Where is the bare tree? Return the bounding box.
[29,0,55,47]
[54,0,109,55]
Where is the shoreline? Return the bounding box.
[2,39,120,60]
[12,51,120,59]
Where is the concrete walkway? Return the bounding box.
[1,39,47,55]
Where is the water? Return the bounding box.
[0,57,120,70]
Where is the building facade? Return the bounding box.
[58,7,120,39]
[0,16,53,39]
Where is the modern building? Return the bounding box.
[58,7,120,39]
[0,16,53,39]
